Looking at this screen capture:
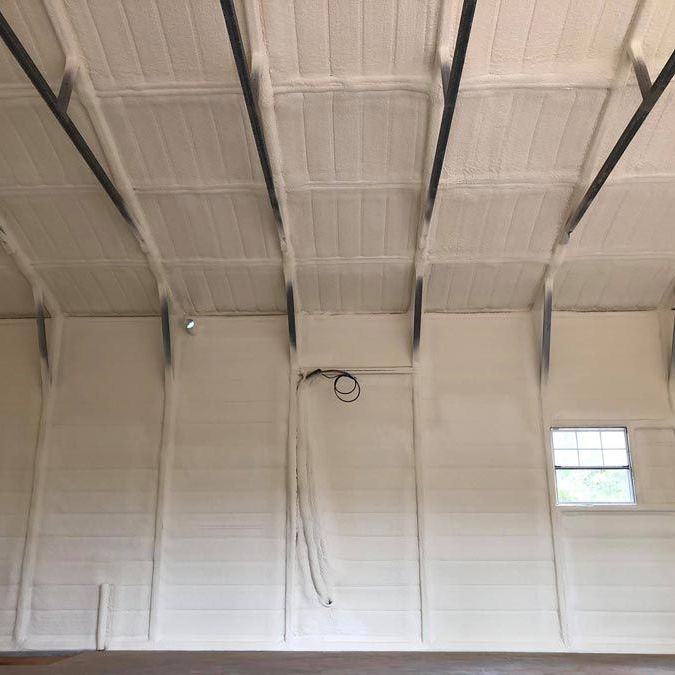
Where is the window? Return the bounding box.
[551,427,635,505]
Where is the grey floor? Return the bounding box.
[2,652,675,674]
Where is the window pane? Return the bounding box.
[552,430,577,449]
[603,448,628,467]
[555,468,633,504]
[577,430,601,449]
[578,448,602,466]
[601,430,626,449]
[555,449,579,467]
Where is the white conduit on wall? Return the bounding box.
[295,374,334,607]
[292,367,421,633]
[148,320,181,643]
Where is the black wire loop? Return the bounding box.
[306,369,361,403]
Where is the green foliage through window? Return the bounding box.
[555,468,633,504]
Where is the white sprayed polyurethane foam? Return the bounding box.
[0,0,673,315]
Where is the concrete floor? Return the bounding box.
[2,652,675,674]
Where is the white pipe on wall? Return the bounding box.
[295,374,333,607]
[96,583,112,651]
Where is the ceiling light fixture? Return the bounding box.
[184,318,197,335]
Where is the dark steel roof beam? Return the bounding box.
[563,48,675,241]
[412,0,477,354]
[219,0,297,350]
[0,11,136,230]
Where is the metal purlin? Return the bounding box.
[539,46,675,382]
[562,48,675,242]
[412,0,477,353]
[219,0,298,350]
[0,8,175,329]
[0,11,133,226]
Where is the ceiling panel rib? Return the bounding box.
[0,0,672,316]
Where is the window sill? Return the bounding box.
[557,503,675,514]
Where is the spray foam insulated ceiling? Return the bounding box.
[0,0,673,317]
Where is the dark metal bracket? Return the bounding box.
[629,42,653,100]
[161,296,172,372]
[441,60,452,104]
[56,58,79,114]
[36,301,49,379]
[412,276,424,353]
[286,283,297,351]
[540,280,553,383]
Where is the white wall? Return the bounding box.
[160,317,289,646]
[0,311,674,652]
[546,312,675,653]
[422,314,560,650]
[31,318,164,649]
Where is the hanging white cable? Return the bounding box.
[295,374,333,607]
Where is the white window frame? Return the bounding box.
[551,426,637,506]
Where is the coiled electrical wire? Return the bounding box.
[305,369,361,403]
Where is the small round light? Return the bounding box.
[184,318,197,335]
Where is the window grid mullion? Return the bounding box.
[551,426,634,505]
